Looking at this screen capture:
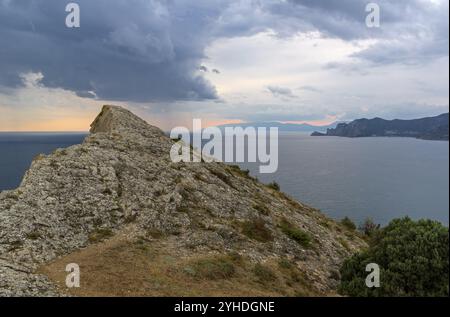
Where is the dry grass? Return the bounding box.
[37,232,319,297]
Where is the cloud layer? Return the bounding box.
[0,0,448,124]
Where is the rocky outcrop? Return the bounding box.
[311,113,449,140]
[0,105,366,296]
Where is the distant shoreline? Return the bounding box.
[312,113,449,141]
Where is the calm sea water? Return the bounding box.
[235,133,449,226]
[0,133,87,191]
[0,132,448,226]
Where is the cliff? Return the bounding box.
[311,113,449,140]
[0,105,365,297]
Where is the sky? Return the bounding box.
[0,0,448,131]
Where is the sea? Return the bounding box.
[0,132,448,226]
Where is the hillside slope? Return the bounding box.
[0,105,365,296]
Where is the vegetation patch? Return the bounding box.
[277,258,293,270]
[185,255,237,280]
[146,228,165,239]
[228,165,253,179]
[176,205,190,213]
[124,213,138,223]
[358,218,381,237]
[7,240,24,252]
[88,228,114,243]
[209,168,234,188]
[53,149,67,156]
[49,160,59,169]
[339,217,449,297]
[253,263,277,283]
[340,217,357,231]
[338,237,350,251]
[253,202,271,216]
[134,237,150,251]
[266,181,280,191]
[4,191,20,201]
[26,231,42,240]
[277,259,309,288]
[33,154,46,162]
[240,218,273,243]
[279,218,312,248]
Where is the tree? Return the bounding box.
[339,217,449,297]
[359,218,380,237]
[341,217,356,231]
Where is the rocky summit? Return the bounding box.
[0,105,365,297]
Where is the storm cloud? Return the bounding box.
[0,0,222,102]
[0,0,448,103]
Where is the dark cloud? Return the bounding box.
[0,0,220,102]
[0,0,447,102]
[267,86,296,98]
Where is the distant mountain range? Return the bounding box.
[311,113,449,141]
[217,121,342,132]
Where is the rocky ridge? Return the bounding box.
[0,105,365,296]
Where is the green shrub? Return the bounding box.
[266,181,280,191]
[280,219,312,248]
[229,165,251,178]
[339,217,449,297]
[341,217,357,231]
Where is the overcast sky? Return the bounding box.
[0,0,448,131]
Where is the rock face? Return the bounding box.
[0,105,365,297]
[311,113,449,140]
